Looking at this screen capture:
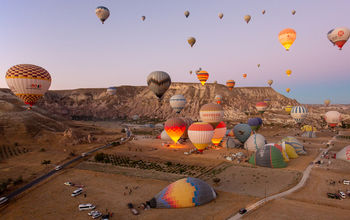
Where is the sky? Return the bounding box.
[0,0,349,104]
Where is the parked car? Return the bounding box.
[339,191,346,199]
[101,214,109,220]
[71,188,83,197]
[88,210,99,216]
[239,208,247,214]
[79,203,96,211]
[64,182,73,186]
[343,180,350,185]
[0,197,8,205]
[327,193,336,199]
[92,211,102,219]
[82,153,87,157]
[55,165,62,171]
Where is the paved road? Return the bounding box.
[228,136,336,220]
[3,126,132,203]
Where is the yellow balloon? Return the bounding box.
[286,88,291,93]
[278,28,296,51]
[286,69,292,77]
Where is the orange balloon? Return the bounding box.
[196,71,209,85]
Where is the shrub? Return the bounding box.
[13,176,23,185]
[95,153,105,162]
[39,148,46,152]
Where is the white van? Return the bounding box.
[343,180,350,185]
[79,203,96,211]
[71,188,83,197]
[0,197,8,205]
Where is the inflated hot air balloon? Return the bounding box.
[188,37,196,47]
[95,6,110,24]
[141,16,146,21]
[179,117,193,139]
[189,70,192,75]
[280,136,306,155]
[211,121,227,146]
[279,28,296,51]
[106,87,117,95]
[214,95,222,104]
[327,27,350,50]
[161,130,172,141]
[285,105,293,114]
[242,73,247,79]
[226,80,235,91]
[170,95,186,113]
[199,103,224,128]
[148,177,216,208]
[164,118,186,144]
[5,64,51,107]
[256,102,268,114]
[233,124,252,143]
[147,71,171,100]
[244,15,251,24]
[264,98,271,105]
[267,80,273,87]
[196,70,209,85]
[324,99,330,107]
[286,69,292,77]
[325,111,342,127]
[286,88,291,93]
[290,106,308,124]
[292,10,296,15]
[188,122,214,152]
[249,145,287,168]
[184,10,190,18]
[218,13,223,19]
[262,10,266,15]
[257,64,260,68]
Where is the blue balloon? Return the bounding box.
[248,118,260,131]
[233,124,252,143]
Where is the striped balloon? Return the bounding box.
[147,71,171,99]
[106,87,117,95]
[214,95,222,104]
[6,64,51,107]
[164,118,186,144]
[95,6,110,24]
[170,94,186,113]
[325,111,341,127]
[290,106,308,123]
[211,121,227,146]
[256,102,268,114]
[188,122,214,152]
[200,103,224,127]
[196,71,209,86]
[226,80,235,90]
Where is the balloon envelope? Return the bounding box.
[325,111,342,127]
[95,6,110,24]
[249,145,287,168]
[212,121,227,146]
[214,95,222,104]
[164,118,186,144]
[188,37,196,47]
[244,15,251,23]
[290,106,308,123]
[199,103,224,126]
[196,70,209,85]
[184,11,190,18]
[218,13,224,19]
[256,102,268,114]
[279,28,296,51]
[327,27,350,50]
[147,71,171,99]
[226,80,235,90]
[233,124,252,143]
[244,133,266,152]
[188,122,214,151]
[170,95,187,113]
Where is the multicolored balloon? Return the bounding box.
[5,64,52,107]
[267,80,273,87]
[256,102,268,114]
[95,6,110,24]
[164,118,186,144]
[170,94,186,113]
[327,27,350,50]
[188,37,196,47]
[214,94,222,104]
[196,70,209,85]
[291,106,308,124]
[147,71,171,100]
[279,28,296,51]
[199,103,224,127]
[211,121,227,146]
[244,15,251,24]
[286,69,292,77]
[188,122,214,152]
[249,145,287,168]
[226,80,235,90]
[325,111,342,127]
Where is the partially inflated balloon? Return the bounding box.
[243,73,247,78]
[188,37,196,47]
[218,13,223,19]
[214,95,222,104]
[244,15,251,23]
[170,94,187,113]
[286,88,291,93]
[324,99,330,107]
[327,27,350,50]
[226,80,235,90]
[212,121,227,146]
[147,71,171,99]
[267,80,273,86]
[184,10,190,18]
[325,111,341,127]
[188,122,214,152]
[286,69,292,77]
[6,64,51,107]
[164,118,186,144]
[279,28,296,51]
[196,70,209,85]
[292,10,296,15]
[95,6,110,24]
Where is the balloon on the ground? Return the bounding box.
[291,106,308,123]
[249,145,287,168]
[148,177,216,208]
[170,94,187,113]
[164,118,186,144]
[147,71,171,100]
[267,80,273,86]
[256,102,268,114]
[335,145,350,162]
[196,70,209,85]
[199,103,224,127]
[325,111,342,127]
[324,99,330,106]
[327,27,350,50]
[223,137,236,149]
[184,10,190,18]
[286,69,292,77]
[106,87,117,95]
[244,15,251,23]
[285,105,293,114]
[233,124,252,143]
[6,64,52,107]
[161,130,172,141]
[279,28,296,51]
[280,136,307,155]
[215,95,222,104]
[268,143,289,162]
[95,6,110,24]
[248,118,260,131]
[188,37,196,47]
[278,141,299,159]
[301,125,317,132]
[188,122,214,152]
[226,80,235,90]
[244,133,266,152]
[211,121,227,146]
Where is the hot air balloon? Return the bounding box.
[244,15,251,24]
[184,10,190,18]
[95,6,110,24]
[249,145,287,168]
[106,87,117,95]
[214,95,222,104]
[324,99,330,107]
[279,28,296,51]
[280,136,307,155]
[262,10,266,15]
[327,27,350,50]
[196,70,209,85]
[199,103,224,128]
[257,64,261,68]
[335,146,350,162]
[233,124,252,143]
[218,13,223,19]
[188,122,214,152]
[286,69,292,77]
[286,88,291,93]
[256,102,268,114]
[164,118,186,144]
[244,133,266,152]
[248,118,260,131]
[148,177,216,208]
[179,117,193,139]
[161,130,172,141]
[147,71,171,100]
[327,29,335,46]
[292,10,296,15]
[5,64,51,107]
[285,105,293,114]
[189,70,192,75]
[188,37,196,47]
[267,80,273,86]
[242,73,247,79]
[211,121,227,146]
[170,95,187,113]
[290,106,308,124]
[141,16,146,21]
[325,111,342,128]
[264,98,271,105]
[226,80,235,91]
